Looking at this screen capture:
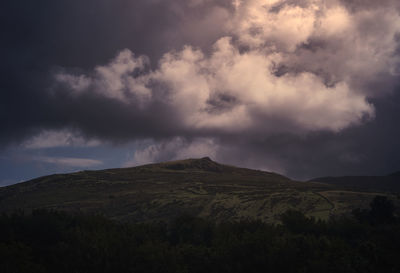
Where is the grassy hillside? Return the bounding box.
[0,157,397,223]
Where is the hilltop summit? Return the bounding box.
[154,157,224,172]
[1,158,395,223]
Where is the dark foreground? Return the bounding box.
[1,196,399,273]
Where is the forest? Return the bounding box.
[1,196,399,273]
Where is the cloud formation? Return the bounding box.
[56,0,400,136]
[2,0,400,178]
[124,137,218,167]
[23,129,100,149]
[30,156,103,168]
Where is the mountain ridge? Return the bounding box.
[310,171,400,192]
[0,157,398,223]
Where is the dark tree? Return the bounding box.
[369,195,396,225]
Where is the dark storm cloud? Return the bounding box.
[135,88,400,179]
[0,0,231,145]
[339,0,400,12]
[214,91,400,180]
[1,0,165,145]
[2,0,400,179]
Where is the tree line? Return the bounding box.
[0,196,399,273]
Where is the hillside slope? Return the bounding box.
[0,157,395,223]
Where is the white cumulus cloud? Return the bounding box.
[56,0,400,136]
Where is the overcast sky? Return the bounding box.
[2,0,400,185]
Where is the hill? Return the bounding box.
[0,157,397,223]
[310,171,400,192]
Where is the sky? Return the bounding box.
[1,0,400,185]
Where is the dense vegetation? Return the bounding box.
[1,196,399,273]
